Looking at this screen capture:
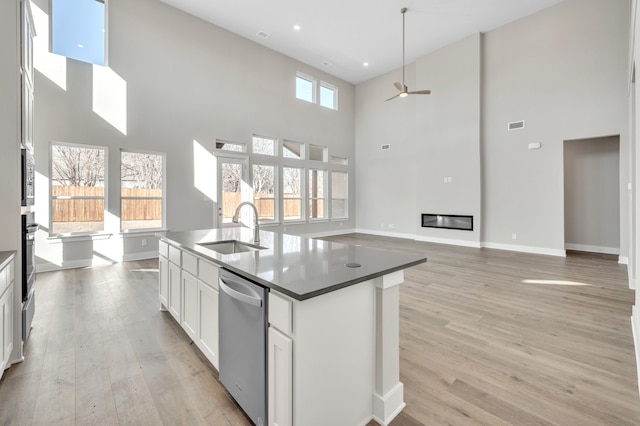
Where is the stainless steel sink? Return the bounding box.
[197,240,266,255]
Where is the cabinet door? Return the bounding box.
[3,285,13,367]
[182,272,199,340]
[198,281,219,370]
[159,256,169,309]
[268,327,293,426]
[168,262,181,321]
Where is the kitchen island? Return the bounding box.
[157,228,426,426]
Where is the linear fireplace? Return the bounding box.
[422,214,473,231]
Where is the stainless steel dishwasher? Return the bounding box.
[218,268,268,426]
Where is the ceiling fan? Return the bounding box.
[385,7,431,102]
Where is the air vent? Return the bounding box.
[321,60,333,67]
[381,144,390,151]
[508,120,525,131]
[256,31,270,39]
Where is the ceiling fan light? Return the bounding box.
[399,92,408,98]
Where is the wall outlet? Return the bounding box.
[141,238,148,247]
[511,233,517,240]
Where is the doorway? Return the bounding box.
[563,136,620,256]
[215,156,248,227]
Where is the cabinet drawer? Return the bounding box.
[182,251,198,276]
[169,245,181,266]
[269,292,292,336]
[159,240,169,258]
[198,259,218,290]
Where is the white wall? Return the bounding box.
[564,136,621,254]
[31,0,356,270]
[355,0,630,256]
[482,0,630,255]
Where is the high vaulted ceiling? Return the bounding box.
[158,0,565,84]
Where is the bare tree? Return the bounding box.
[121,152,163,189]
[222,163,242,192]
[52,145,105,186]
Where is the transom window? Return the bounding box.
[121,151,164,231]
[295,73,315,103]
[216,140,246,153]
[283,140,303,159]
[51,0,107,66]
[252,135,276,156]
[320,82,337,110]
[51,143,106,234]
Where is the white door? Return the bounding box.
[216,156,248,227]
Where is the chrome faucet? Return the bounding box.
[232,202,260,244]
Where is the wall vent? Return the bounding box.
[256,31,270,39]
[381,144,390,151]
[508,120,525,131]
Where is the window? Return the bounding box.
[51,0,107,66]
[283,140,303,159]
[331,172,348,219]
[296,73,315,103]
[283,167,303,221]
[308,169,326,219]
[216,140,246,153]
[320,82,337,110]
[331,155,348,165]
[253,164,276,222]
[309,144,327,162]
[51,143,106,234]
[252,135,276,156]
[121,151,164,231]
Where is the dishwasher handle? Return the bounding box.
[219,277,263,307]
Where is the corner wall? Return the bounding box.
[355,0,630,257]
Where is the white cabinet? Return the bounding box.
[159,255,169,309]
[198,280,219,369]
[181,271,199,340]
[268,327,292,426]
[168,261,181,321]
[0,255,15,379]
[158,242,219,370]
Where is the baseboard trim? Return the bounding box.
[481,242,566,257]
[619,256,629,265]
[123,251,159,262]
[301,228,356,239]
[565,243,620,255]
[354,228,418,241]
[414,234,482,248]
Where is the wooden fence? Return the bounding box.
[52,186,162,222]
[52,186,322,223]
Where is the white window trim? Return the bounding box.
[320,81,338,110]
[296,72,316,104]
[50,141,109,236]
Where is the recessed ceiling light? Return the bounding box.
[293,24,301,31]
[363,62,369,67]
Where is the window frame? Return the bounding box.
[308,168,327,221]
[282,166,305,222]
[120,149,166,232]
[50,0,109,66]
[50,141,108,236]
[295,72,316,104]
[319,81,338,110]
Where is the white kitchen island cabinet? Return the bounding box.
[157,228,425,426]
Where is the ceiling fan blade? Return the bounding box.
[394,82,405,91]
[408,89,432,95]
[384,93,401,102]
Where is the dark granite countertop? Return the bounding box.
[158,228,426,301]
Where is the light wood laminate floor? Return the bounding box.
[0,233,638,425]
